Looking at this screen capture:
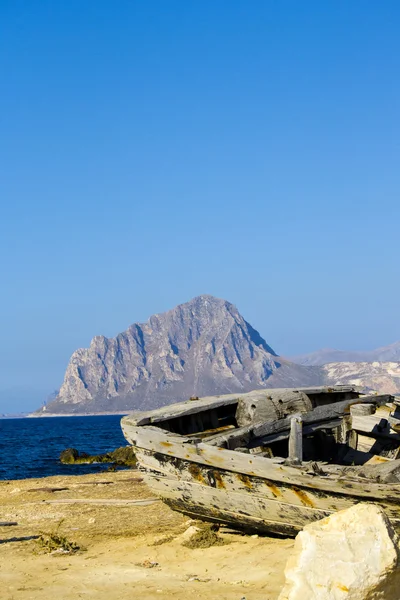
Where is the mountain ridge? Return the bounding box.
[42,295,323,414]
[290,341,400,366]
[40,296,400,415]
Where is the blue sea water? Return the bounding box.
[0,415,128,480]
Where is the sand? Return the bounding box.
[0,470,293,600]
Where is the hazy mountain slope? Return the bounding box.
[291,342,400,366]
[322,362,400,395]
[42,295,323,414]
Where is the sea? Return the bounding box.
[0,415,128,481]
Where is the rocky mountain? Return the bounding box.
[42,295,323,414]
[321,362,400,396]
[291,342,400,366]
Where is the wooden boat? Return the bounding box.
[121,386,400,536]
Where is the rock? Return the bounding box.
[278,503,400,600]
[321,361,400,396]
[180,526,202,543]
[291,342,400,366]
[180,525,224,549]
[59,448,80,464]
[59,446,136,466]
[108,446,136,466]
[41,295,323,414]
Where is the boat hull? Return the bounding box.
[122,422,400,536]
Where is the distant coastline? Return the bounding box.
[27,411,130,418]
[0,414,28,419]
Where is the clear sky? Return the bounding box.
[1,1,399,412]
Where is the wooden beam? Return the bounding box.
[248,418,343,447]
[288,416,303,465]
[122,385,361,426]
[205,395,393,449]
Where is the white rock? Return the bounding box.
[278,503,400,600]
[180,525,201,542]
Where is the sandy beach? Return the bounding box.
[0,470,293,600]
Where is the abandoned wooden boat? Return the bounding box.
[121,386,400,536]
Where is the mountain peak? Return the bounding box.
[174,294,235,314]
[42,296,321,414]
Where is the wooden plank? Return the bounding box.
[235,390,312,427]
[123,385,361,427]
[350,403,376,416]
[137,449,400,521]
[249,418,342,447]
[206,395,393,449]
[288,416,303,465]
[138,458,400,534]
[129,423,400,501]
[357,434,379,454]
[365,455,392,466]
[121,423,192,446]
[148,474,333,529]
[351,413,400,441]
[136,449,358,513]
[123,394,240,427]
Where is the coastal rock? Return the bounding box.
[59,448,81,464]
[43,295,322,414]
[278,503,400,600]
[59,447,136,467]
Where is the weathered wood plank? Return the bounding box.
[123,385,361,427]
[136,449,358,513]
[235,390,312,427]
[148,473,333,527]
[206,395,393,449]
[140,462,400,535]
[138,450,400,518]
[357,434,379,454]
[123,394,239,427]
[365,455,392,465]
[136,448,400,519]
[128,423,400,500]
[350,403,375,416]
[288,416,303,465]
[351,413,400,441]
[248,418,343,447]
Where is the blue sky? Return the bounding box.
[1,1,399,412]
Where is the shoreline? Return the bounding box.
[27,411,131,418]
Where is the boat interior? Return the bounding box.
[129,386,400,470]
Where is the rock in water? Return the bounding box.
[278,503,400,600]
[59,448,80,463]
